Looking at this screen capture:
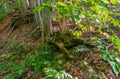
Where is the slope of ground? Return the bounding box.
[0,13,120,79]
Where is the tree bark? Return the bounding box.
[34,0,51,42]
[41,0,51,42]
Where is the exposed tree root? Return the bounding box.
[47,33,95,59]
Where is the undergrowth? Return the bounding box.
[0,41,75,79]
[0,35,120,79]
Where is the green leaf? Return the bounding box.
[109,61,120,75]
[72,15,80,20]
[90,75,100,79]
[57,2,66,6]
[115,58,120,63]
[102,0,110,4]
[98,25,103,30]
[110,0,117,4]
[99,49,106,55]
[103,54,110,61]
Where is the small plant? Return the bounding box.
[99,45,120,75]
[0,42,68,78]
[90,37,120,75]
[43,67,74,79]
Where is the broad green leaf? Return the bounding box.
[73,15,80,20]
[99,49,106,55]
[103,54,110,61]
[110,0,117,4]
[113,19,119,26]
[90,75,100,79]
[102,0,110,4]
[115,58,120,63]
[90,26,94,32]
[109,61,120,75]
[98,25,103,30]
[57,2,66,6]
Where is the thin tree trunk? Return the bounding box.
[34,0,51,42]
[42,0,51,42]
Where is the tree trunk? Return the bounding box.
[41,0,51,42]
[34,0,51,42]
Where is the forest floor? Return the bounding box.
[0,13,120,79]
